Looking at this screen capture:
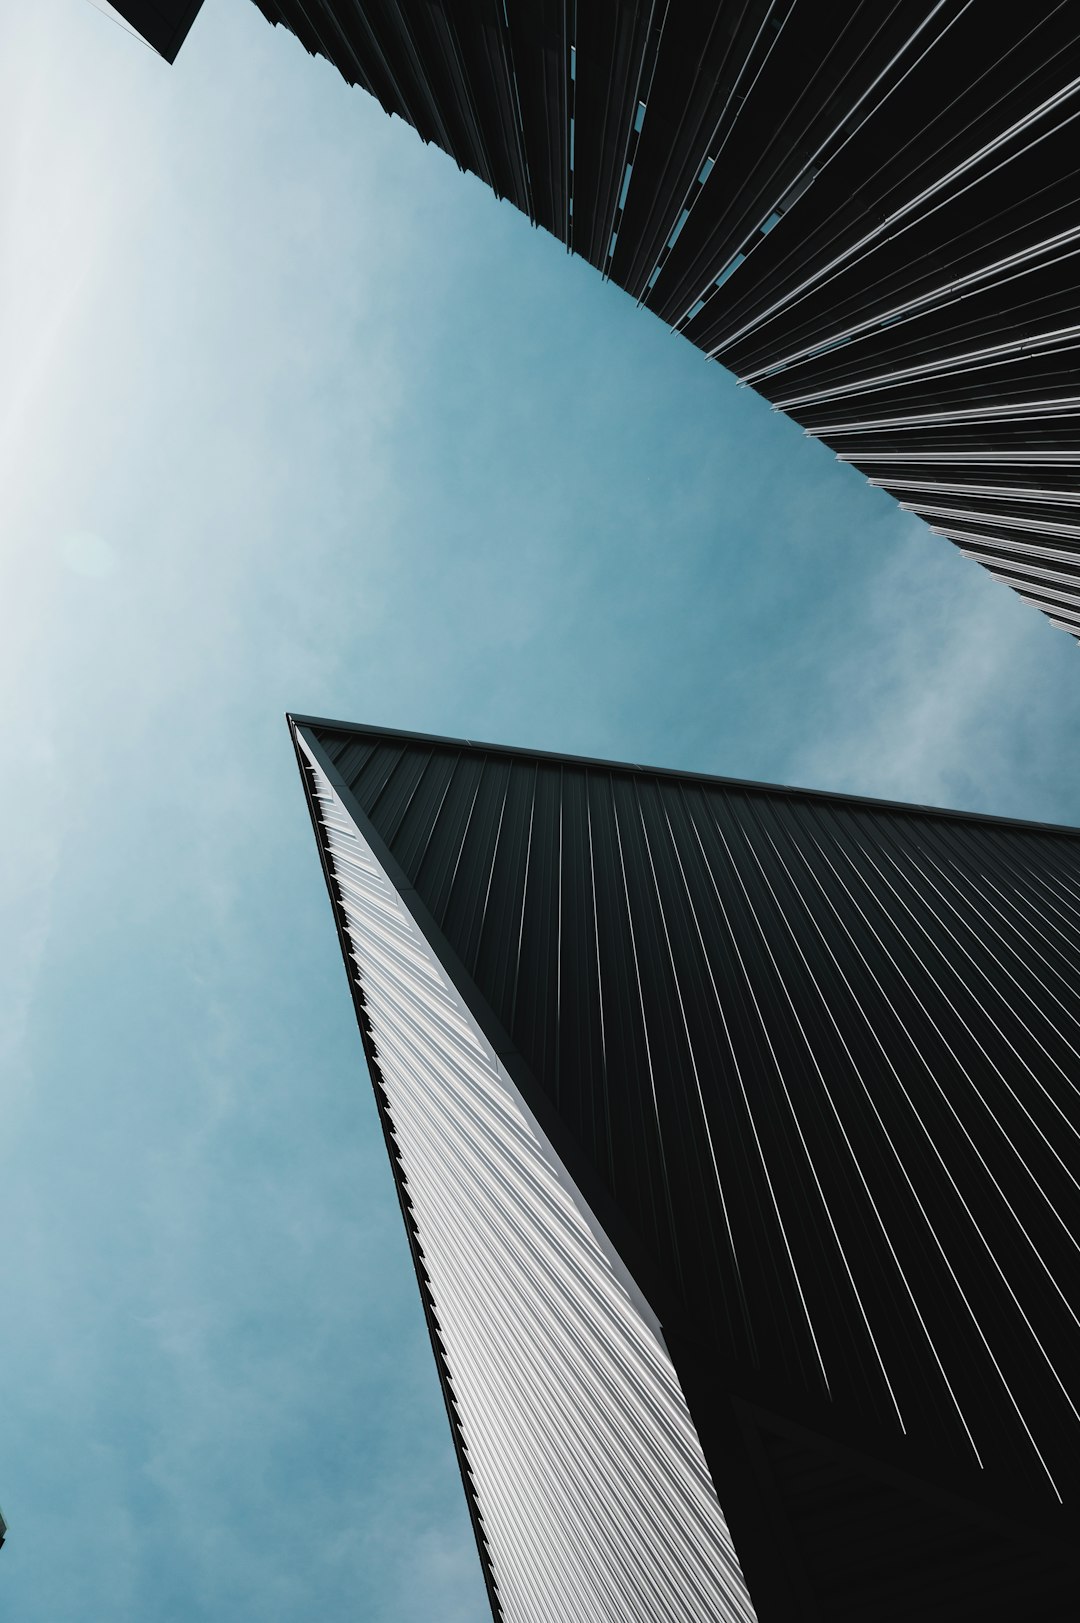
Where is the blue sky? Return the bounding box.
[3,2,1080,1620]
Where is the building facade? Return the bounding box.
[101,0,202,61]
[110,1,1080,644]
[292,713,1080,1620]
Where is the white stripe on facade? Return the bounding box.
[303,747,757,1623]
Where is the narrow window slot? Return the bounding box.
[714,253,744,290]
[667,208,690,249]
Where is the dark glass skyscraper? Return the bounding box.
[292,713,1080,1621]
[110,1,1080,643]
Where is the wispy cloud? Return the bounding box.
[786,510,1080,821]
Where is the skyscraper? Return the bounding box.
[291,713,1080,1621]
[104,2,1080,643]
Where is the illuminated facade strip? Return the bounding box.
[293,717,1080,1620]
[298,736,757,1623]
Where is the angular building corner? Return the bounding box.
[291,717,758,1623]
[107,0,1080,645]
[290,714,1080,1621]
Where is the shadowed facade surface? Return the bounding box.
[117,0,1080,644]
[292,714,1080,1622]
[104,0,203,60]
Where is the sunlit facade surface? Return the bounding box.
[298,739,756,1623]
[293,715,1080,1621]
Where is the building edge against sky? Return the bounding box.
[294,728,758,1623]
[106,0,1080,645]
[290,714,1080,1622]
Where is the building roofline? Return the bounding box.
[285,713,1080,841]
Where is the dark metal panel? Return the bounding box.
[296,716,1080,1618]
[105,0,205,60]
[250,3,1080,641]
[552,766,604,1152]
[503,0,567,236]
[413,749,486,926]
[472,757,537,1026]
[568,2,651,270]
[508,758,561,1096]
[148,0,1080,653]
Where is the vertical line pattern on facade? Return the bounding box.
[634,782,750,1351]
[828,824,1080,1226]
[584,786,613,1193]
[853,832,1080,1196]
[554,768,564,1107]
[672,0,948,331]
[706,805,908,1430]
[741,808,969,1440]
[764,815,992,1459]
[639,0,797,305]
[692,806,830,1388]
[474,763,511,972]
[609,779,685,1297]
[673,784,831,1394]
[788,812,1078,1319]
[601,0,662,275]
[303,753,758,1623]
[719,23,1080,345]
[310,724,1080,1513]
[819,824,1072,1493]
[912,839,1080,1072]
[253,2,1080,642]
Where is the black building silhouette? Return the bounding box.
[109,1,1080,643]
[103,0,202,60]
[292,714,1080,1621]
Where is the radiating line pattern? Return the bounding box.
[304,719,1080,1539]
[295,718,1080,1615]
[301,744,757,1623]
[250,0,1080,642]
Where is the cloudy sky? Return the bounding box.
[3,3,1080,1620]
